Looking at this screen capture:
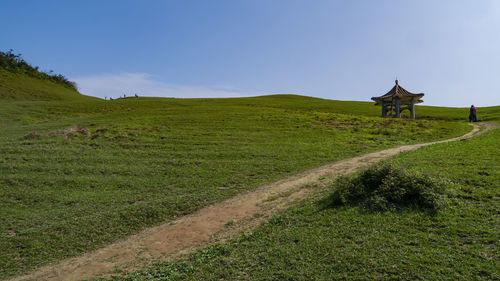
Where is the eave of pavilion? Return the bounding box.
[371,80,424,105]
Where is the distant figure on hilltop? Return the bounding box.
[135,93,139,98]
[469,105,477,122]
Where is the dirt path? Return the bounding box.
[12,123,497,281]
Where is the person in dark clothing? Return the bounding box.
[469,105,477,122]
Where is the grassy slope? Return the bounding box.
[0,69,93,101]
[111,127,499,280]
[0,72,498,278]
[247,94,500,122]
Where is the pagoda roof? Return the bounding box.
[371,80,424,105]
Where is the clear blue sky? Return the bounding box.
[2,0,499,106]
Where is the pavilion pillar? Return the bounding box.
[410,101,415,119]
[381,102,387,117]
[395,97,400,118]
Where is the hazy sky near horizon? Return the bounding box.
[2,0,499,106]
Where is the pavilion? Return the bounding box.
[371,80,424,119]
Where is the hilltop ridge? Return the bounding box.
[0,50,93,101]
[0,69,95,101]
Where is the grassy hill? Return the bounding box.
[0,63,498,279]
[0,69,94,101]
[110,127,499,280]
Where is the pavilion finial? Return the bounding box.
[395,78,398,85]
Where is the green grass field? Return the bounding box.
[106,126,499,281]
[1,68,498,279]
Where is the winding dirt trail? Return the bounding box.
[12,123,497,281]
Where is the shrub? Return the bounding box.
[327,163,449,212]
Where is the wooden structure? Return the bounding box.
[371,80,424,119]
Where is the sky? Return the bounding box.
[2,0,499,107]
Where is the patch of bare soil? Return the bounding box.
[11,123,496,281]
[49,126,89,138]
